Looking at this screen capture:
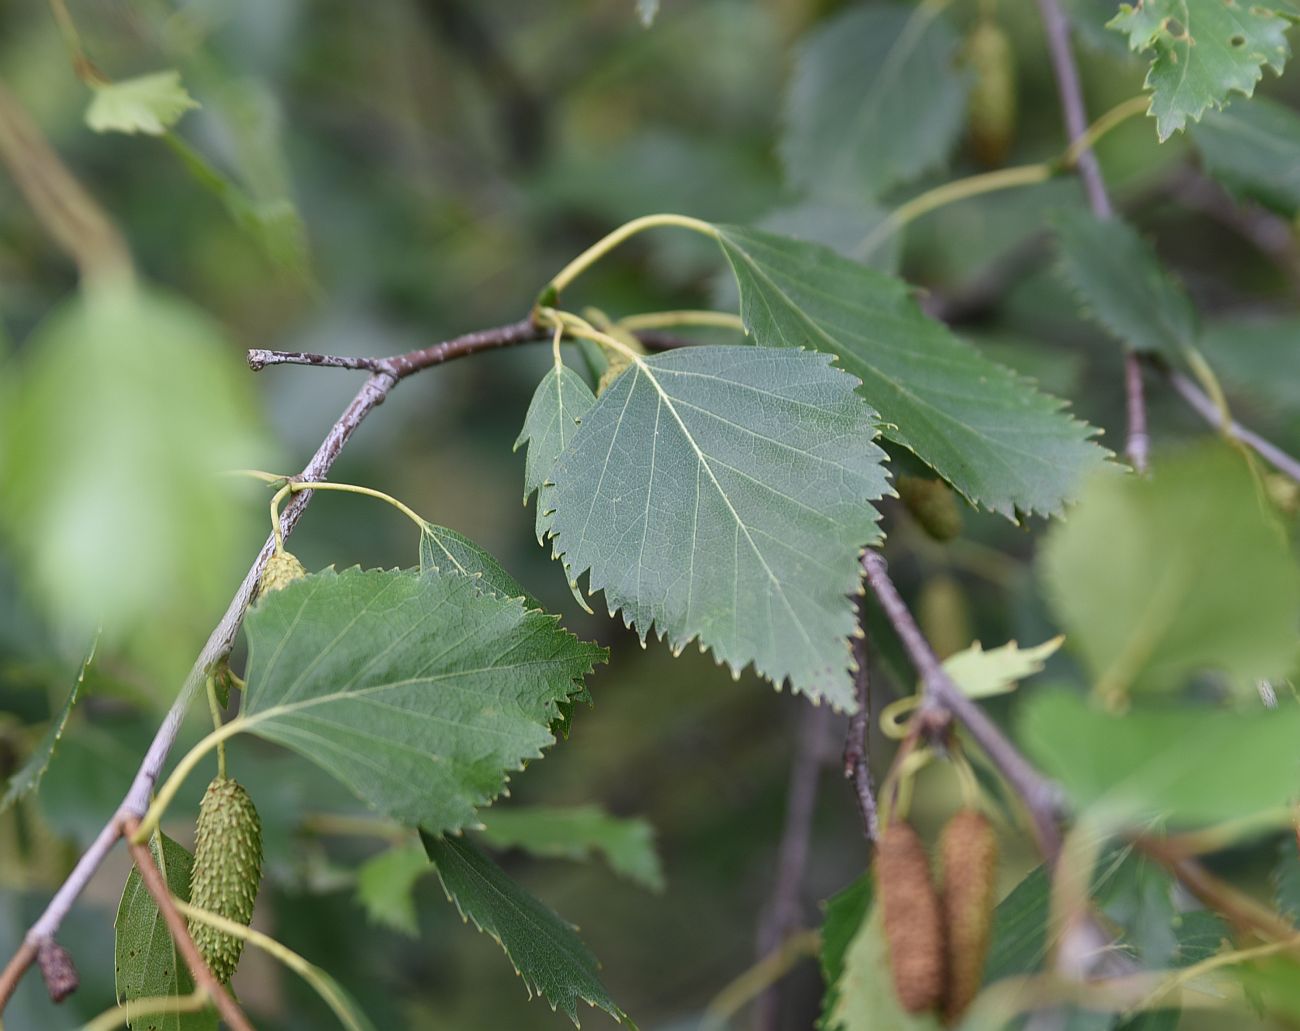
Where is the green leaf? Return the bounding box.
[826,904,943,1031]
[420,831,633,1028]
[0,635,96,813]
[239,567,606,832]
[1272,836,1300,922]
[1041,445,1300,698]
[1191,97,1300,218]
[517,364,597,546]
[984,864,1052,983]
[817,875,872,1030]
[355,842,430,937]
[478,805,664,892]
[1199,315,1300,416]
[780,2,967,200]
[1019,688,1300,827]
[418,522,541,610]
[1054,210,1198,358]
[546,345,887,709]
[1108,0,1293,139]
[85,70,199,135]
[114,833,217,1031]
[714,224,1107,518]
[942,636,1063,699]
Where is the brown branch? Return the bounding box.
[1034,0,1148,474]
[123,819,253,1031]
[843,611,879,843]
[860,552,1063,865]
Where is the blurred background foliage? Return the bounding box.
[1,1,1299,1028]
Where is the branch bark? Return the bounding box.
[843,613,879,844]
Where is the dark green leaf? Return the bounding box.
[516,363,596,544]
[479,805,664,892]
[418,522,541,609]
[1272,835,1300,922]
[421,831,633,1028]
[817,874,871,1030]
[1199,315,1300,416]
[239,567,606,832]
[984,864,1051,983]
[714,224,1107,518]
[547,345,887,709]
[1192,97,1300,217]
[114,833,217,1030]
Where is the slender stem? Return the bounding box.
[861,551,1063,864]
[81,989,209,1031]
[176,900,373,1031]
[273,481,429,545]
[545,213,718,297]
[123,822,253,1031]
[131,722,246,844]
[700,930,821,1031]
[617,310,746,334]
[541,309,643,367]
[204,676,226,780]
[844,613,879,843]
[1061,96,1148,170]
[247,349,388,372]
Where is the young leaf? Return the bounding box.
[1054,210,1198,357]
[355,842,430,937]
[516,364,596,544]
[239,567,606,833]
[1041,445,1300,698]
[420,831,633,1028]
[714,224,1107,518]
[942,636,1063,699]
[546,345,888,710]
[85,70,199,135]
[780,3,967,200]
[1108,0,1293,139]
[418,522,542,609]
[818,875,872,1030]
[114,833,217,1031]
[1019,688,1300,828]
[1191,97,1300,218]
[826,904,943,1031]
[0,635,96,813]
[478,805,664,892]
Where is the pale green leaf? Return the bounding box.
[827,904,943,1031]
[942,636,1064,699]
[420,831,633,1028]
[0,635,96,813]
[1054,210,1198,357]
[1019,688,1300,828]
[1191,97,1300,217]
[780,2,967,200]
[479,805,664,892]
[86,70,199,135]
[516,364,597,544]
[1108,0,1293,139]
[418,522,541,609]
[547,345,888,710]
[1041,445,1300,698]
[239,567,606,832]
[714,224,1108,518]
[355,843,430,937]
[817,875,871,1030]
[114,833,217,1031]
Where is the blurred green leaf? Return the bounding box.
[714,224,1108,518]
[418,522,541,610]
[942,636,1063,699]
[239,567,605,832]
[1199,316,1300,416]
[1108,0,1293,139]
[826,904,942,1031]
[420,831,633,1028]
[1054,210,1198,357]
[515,364,595,546]
[114,832,217,1031]
[817,874,872,1030]
[984,864,1051,983]
[85,71,198,136]
[636,0,659,27]
[1020,688,1300,826]
[547,346,887,710]
[479,805,664,892]
[355,842,429,937]
[1041,445,1299,698]
[1192,97,1300,217]
[780,3,967,200]
[1272,836,1300,922]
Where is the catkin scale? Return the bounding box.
[187,777,263,982]
[260,550,306,594]
[875,820,946,1014]
[964,20,1016,168]
[940,809,999,1023]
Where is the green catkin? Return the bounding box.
[260,549,306,594]
[187,777,263,982]
[964,18,1016,168]
[897,475,964,542]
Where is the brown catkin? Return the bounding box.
[875,820,945,1014]
[940,809,999,1023]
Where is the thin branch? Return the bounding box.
[860,552,1063,865]
[0,319,545,1015]
[122,819,251,1031]
[843,611,879,843]
[753,704,831,1031]
[1035,0,1149,475]
[246,349,389,372]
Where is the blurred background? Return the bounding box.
[2,1,1299,1028]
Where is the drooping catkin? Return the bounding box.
[875,820,946,1014]
[897,475,963,543]
[187,777,263,982]
[939,809,999,1023]
[964,18,1016,167]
